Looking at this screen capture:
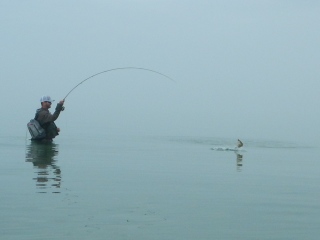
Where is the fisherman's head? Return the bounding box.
[40,96,54,109]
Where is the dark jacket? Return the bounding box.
[35,103,63,140]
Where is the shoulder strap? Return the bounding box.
[34,109,50,129]
[34,109,43,120]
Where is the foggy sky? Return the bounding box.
[1,1,319,145]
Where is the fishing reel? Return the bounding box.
[61,106,65,111]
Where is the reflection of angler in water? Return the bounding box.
[25,142,62,193]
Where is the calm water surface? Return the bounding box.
[1,135,319,239]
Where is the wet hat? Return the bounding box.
[40,96,55,103]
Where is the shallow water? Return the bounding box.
[1,135,319,239]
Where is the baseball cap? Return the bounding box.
[40,96,55,103]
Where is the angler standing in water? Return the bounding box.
[32,96,65,143]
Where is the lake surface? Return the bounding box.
[1,135,319,239]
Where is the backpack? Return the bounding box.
[27,110,47,139]
[27,119,46,139]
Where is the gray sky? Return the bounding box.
[1,1,319,145]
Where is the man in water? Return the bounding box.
[33,96,65,143]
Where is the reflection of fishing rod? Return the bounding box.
[63,67,175,100]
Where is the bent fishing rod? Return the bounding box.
[63,67,175,100]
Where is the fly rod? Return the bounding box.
[63,67,175,100]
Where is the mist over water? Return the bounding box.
[1,1,320,239]
[1,1,320,144]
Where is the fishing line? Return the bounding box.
[63,67,175,100]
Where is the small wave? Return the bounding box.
[211,146,246,152]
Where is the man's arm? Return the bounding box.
[38,101,64,124]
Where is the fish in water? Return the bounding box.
[237,139,243,148]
